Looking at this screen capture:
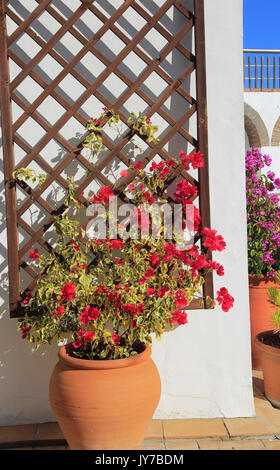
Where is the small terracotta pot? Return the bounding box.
[49,343,161,450]
[255,330,280,408]
[249,275,276,369]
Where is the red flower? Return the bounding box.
[174,179,198,203]
[201,227,226,252]
[191,151,204,169]
[29,248,39,260]
[189,255,209,271]
[208,261,224,276]
[84,330,95,343]
[23,292,32,305]
[128,184,135,191]
[79,305,100,326]
[216,287,234,312]
[21,325,31,339]
[120,170,128,178]
[158,286,169,298]
[61,282,76,301]
[170,309,188,325]
[73,339,82,349]
[113,258,123,265]
[108,239,124,249]
[174,290,188,309]
[112,333,120,346]
[92,186,114,204]
[122,303,143,316]
[139,267,154,284]
[133,161,143,170]
[53,305,65,317]
[147,288,156,296]
[149,253,160,267]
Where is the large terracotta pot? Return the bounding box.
[49,343,161,450]
[249,275,276,370]
[255,330,280,408]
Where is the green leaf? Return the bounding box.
[79,274,92,287]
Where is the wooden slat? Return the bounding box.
[7,0,52,46]
[9,1,94,91]
[0,0,20,316]
[194,0,213,305]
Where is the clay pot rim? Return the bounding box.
[58,342,152,370]
[249,274,277,288]
[255,330,280,357]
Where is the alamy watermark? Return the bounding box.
[85,196,195,250]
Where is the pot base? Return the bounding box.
[265,394,280,409]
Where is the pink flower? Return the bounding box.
[120,170,128,178]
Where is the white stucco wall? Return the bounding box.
[245,91,280,178]
[0,0,254,425]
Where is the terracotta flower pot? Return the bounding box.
[255,330,280,408]
[249,275,276,370]
[49,343,161,450]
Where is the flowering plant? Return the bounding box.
[246,148,280,277]
[16,109,234,360]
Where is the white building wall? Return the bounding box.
[245,91,280,178]
[0,0,254,425]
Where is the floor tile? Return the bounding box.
[141,440,165,450]
[163,419,228,439]
[198,440,234,450]
[0,424,36,444]
[224,417,280,437]
[165,439,199,450]
[262,439,280,450]
[144,420,163,439]
[36,422,65,441]
[231,439,266,450]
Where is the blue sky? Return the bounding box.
[244,0,280,49]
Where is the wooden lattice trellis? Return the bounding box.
[0,0,213,317]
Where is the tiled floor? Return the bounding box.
[1,370,280,450]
